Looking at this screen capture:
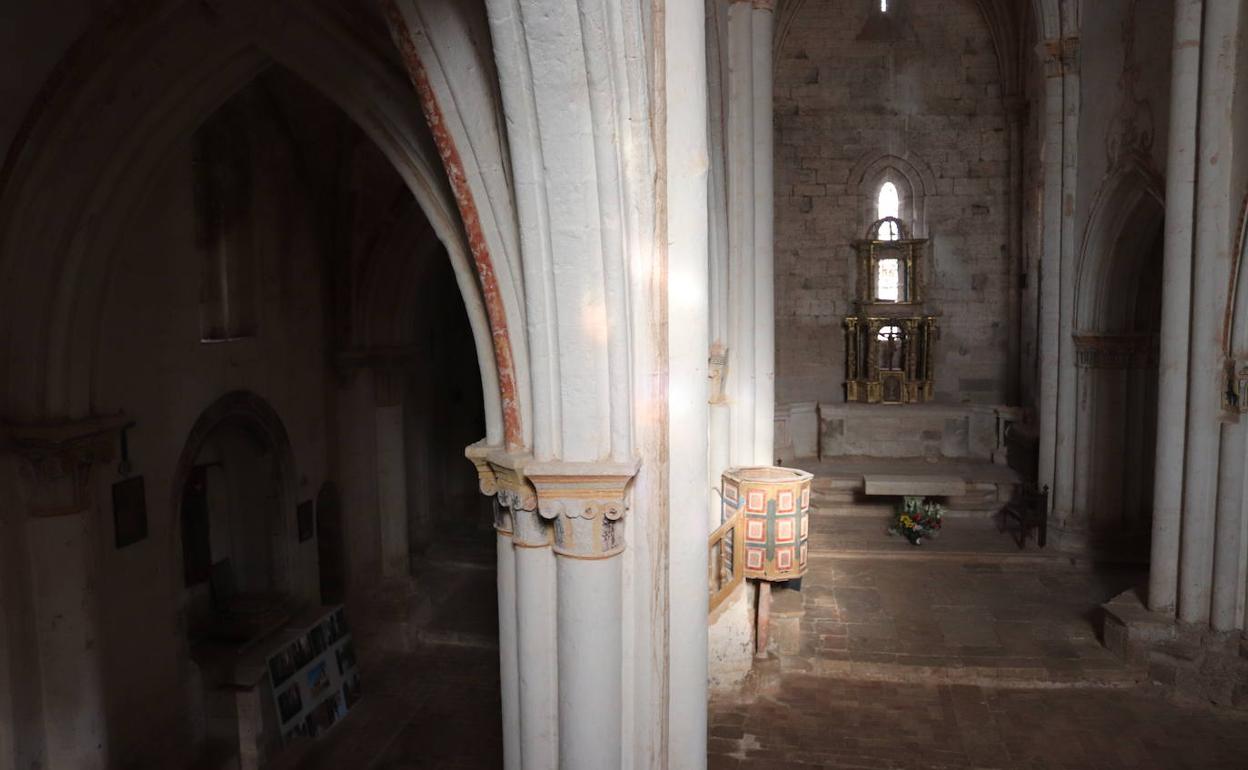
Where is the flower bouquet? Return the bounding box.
[888,496,944,545]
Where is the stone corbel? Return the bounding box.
[526,459,642,559]
[465,441,543,543]
[465,440,501,496]
[4,413,130,517]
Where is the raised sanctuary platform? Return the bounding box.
[775,401,1024,465]
[797,457,1021,514]
[819,402,1020,461]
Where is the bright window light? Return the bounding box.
[877,181,900,221]
[877,258,900,302]
[881,0,889,12]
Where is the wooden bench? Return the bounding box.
[999,483,1049,549]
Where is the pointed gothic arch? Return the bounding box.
[1069,160,1164,556]
[1224,193,1248,357]
[1075,160,1165,333]
[0,1,526,450]
[852,151,938,238]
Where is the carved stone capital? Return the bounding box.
[511,508,550,548]
[465,442,541,540]
[1073,334,1158,370]
[493,503,515,537]
[526,459,641,559]
[4,414,130,517]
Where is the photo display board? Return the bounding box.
[266,605,360,743]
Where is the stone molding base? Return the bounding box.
[1102,590,1248,709]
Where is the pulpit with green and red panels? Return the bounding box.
[721,466,813,581]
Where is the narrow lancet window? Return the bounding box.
[877,181,900,236]
[880,0,889,12]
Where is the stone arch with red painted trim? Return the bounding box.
[0,0,528,451]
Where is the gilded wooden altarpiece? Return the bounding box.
[844,217,937,404]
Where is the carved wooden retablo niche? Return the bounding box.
[844,217,937,404]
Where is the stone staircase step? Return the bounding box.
[780,654,1143,689]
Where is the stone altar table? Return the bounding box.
[863,474,967,498]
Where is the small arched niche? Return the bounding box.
[173,391,298,650]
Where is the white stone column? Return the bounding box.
[28,512,107,769]
[1054,35,1081,531]
[751,0,776,465]
[492,505,521,769]
[8,417,126,770]
[1150,0,1202,614]
[707,1,733,521]
[726,0,757,467]
[511,507,559,768]
[528,461,639,770]
[1179,0,1240,626]
[1213,426,1246,630]
[374,371,410,578]
[666,0,711,762]
[1035,37,1078,529]
[1035,40,1066,509]
[467,448,558,770]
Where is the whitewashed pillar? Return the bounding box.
[1035,36,1078,531]
[666,0,712,764]
[374,371,410,578]
[1149,0,1202,615]
[492,508,520,770]
[8,417,128,770]
[752,0,776,465]
[726,0,758,467]
[1179,0,1240,627]
[527,461,639,770]
[707,1,733,525]
[466,444,523,769]
[719,0,777,470]
[467,448,558,770]
[1054,32,1081,533]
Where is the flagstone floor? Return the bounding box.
[708,678,1248,769]
[778,549,1142,685]
[275,508,1248,769]
[708,503,1248,769]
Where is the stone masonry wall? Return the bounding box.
[775,0,1012,407]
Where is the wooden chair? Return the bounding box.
[1000,483,1049,549]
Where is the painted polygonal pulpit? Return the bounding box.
[721,466,812,582]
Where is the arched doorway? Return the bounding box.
[1072,167,1164,557]
[173,391,299,650]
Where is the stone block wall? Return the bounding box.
[775,0,1013,407]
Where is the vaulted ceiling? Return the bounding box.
[774,0,1035,94]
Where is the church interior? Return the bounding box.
[3,0,1248,768]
